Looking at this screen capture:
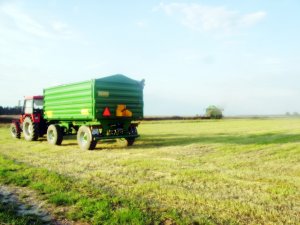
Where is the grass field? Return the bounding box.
[0,118,300,224]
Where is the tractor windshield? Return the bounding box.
[34,99,43,110]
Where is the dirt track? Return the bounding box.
[0,185,75,225]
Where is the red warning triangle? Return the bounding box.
[103,107,111,116]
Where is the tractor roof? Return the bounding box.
[25,96,43,100]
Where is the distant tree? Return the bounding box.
[293,112,299,117]
[285,112,291,116]
[0,106,22,115]
[205,105,223,119]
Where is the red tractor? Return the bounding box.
[10,96,47,141]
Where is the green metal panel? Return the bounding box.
[44,81,94,121]
[94,74,144,120]
[43,74,144,122]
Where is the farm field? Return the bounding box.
[0,118,300,224]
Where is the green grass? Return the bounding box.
[0,156,154,224]
[0,118,300,224]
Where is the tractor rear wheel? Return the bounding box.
[47,124,63,145]
[23,117,39,141]
[77,126,97,150]
[10,122,21,139]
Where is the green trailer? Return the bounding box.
[43,74,144,150]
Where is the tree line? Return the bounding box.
[0,106,22,115]
[0,105,225,117]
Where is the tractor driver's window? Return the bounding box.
[24,100,33,114]
[34,99,43,110]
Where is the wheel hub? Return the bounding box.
[24,122,31,136]
[48,130,54,141]
[80,132,88,144]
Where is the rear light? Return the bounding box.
[103,107,111,117]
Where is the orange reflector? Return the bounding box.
[103,107,111,117]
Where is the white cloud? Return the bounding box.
[0,3,51,38]
[51,21,67,32]
[51,21,72,37]
[261,57,282,65]
[239,11,266,27]
[0,2,73,39]
[136,20,146,28]
[158,3,266,33]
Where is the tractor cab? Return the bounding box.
[23,96,44,115]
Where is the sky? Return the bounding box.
[0,0,300,116]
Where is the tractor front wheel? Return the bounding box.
[10,122,21,139]
[77,126,97,150]
[23,117,39,141]
[47,124,63,145]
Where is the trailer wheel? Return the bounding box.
[47,124,63,145]
[126,125,137,146]
[77,126,97,150]
[126,138,135,146]
[10,122,21,139]
[23,117,39,141]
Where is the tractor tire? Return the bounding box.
[126,125,138,146]
[10,122,21,139]
[23,117,39,141]
[77,126,97,150]
[47,124,63,145]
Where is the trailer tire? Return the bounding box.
[77,126,97,150]
[126,138,135,146]
[23,117,39,141]
[10,122,21,139]
[47,124,63,145]
[126,125,137,146]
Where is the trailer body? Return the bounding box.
[43,74,144,121]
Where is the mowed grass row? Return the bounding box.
[0,118,300,224]
[0,156,160,224]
